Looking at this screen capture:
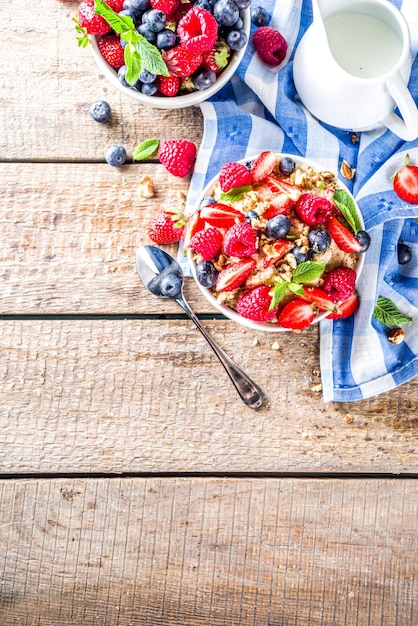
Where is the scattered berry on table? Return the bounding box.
[355,230,371,252]
[98,35,125,69]
[266,214,291,239]
[252,26,288,66]
[105,144,127,166]
[213,0,240,26]
[178,7,218,53]
[158,139,197,176]
[323,266,357,302]
[250,5,268,26]
[397,242,412,264]
[190,227,224,260]
[196,260,219,287]
[392,154,418,204]
[89,100,111,123]
[223,222,258,257]
[278,156,295,176]
[194,68,217,90]
[308,228,331,253]
[236,285,277,322]
[218,161,253,192]
[295,193,334,226]
[147,209,185,244]
[277,300,315,330]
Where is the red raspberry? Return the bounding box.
[190,227,223,261]
[156,74,180,96]
[323,267,357,302]
[158,140,197,177]
[252,26,288,66]
[223,223,257,258]
[163,45,203,77]
[295,193,334,226]
[98,35,125,69]
[178,7,218,53]
[236,285,278,322]
[151,0,181,15]
[147,209,185,244]
[218,162,253,192]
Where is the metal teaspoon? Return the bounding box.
[136,245,264,409]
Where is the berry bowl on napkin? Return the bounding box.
[85,0,250,108]
[186,151,369,332]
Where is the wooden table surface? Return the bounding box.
[1,1,418,624]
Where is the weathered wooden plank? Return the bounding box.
[0,318,417,474]
[0,1,203,162]
[0,477,417,625]
[0,162,208,315]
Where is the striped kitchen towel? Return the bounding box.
[185,0,418,402]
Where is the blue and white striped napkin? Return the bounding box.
[185,0,418,402]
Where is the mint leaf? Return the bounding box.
[372,297,413,326]
[288,282,305,296]
[220,185,253,203]
[133,138,160,161]
[135,36,169,76]
[269,281,288,311]
[333,188,362,234]
[94,0,134,33]
[124,43,142,85]
[293,261,326,284]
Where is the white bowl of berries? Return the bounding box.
[185,151,369,332]
[78,0,250,108]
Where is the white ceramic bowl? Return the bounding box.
[89,9,250,109]
[188,153,365,332]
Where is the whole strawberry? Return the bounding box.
[158,140,197,177]
[156,74,180,97]
[163,45,203,78]
[236,285,278,322]
[252,26,288,66]
[98,35,125,69]
[147,209,185,244]
[74,0,111,47]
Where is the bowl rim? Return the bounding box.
[88,8,250,109]
[187,152,365,333]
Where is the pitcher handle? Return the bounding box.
[383,73,418,141]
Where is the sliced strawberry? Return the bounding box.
[296,287,338,312]
[200,203,244,227]
[263,194,295,218]
[327,215,363,253]
[277,299,315,329]
[326,292,359,319]
[183,210,205,249]
[263,239,293,267]
[393,154,418,204]
[216,258,256,292]
[250,151,278,182]
[266,175,302,201]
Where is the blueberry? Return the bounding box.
[292,245,312,264]
[193,0,213,11]
[118,8,141,25]
[233,0,250,8]
[105,145,127,167]
[213,0,239,27]
[143,9,166,32]
[199,196,217,209]
[89,100,111,123]
[194,69,217,90]
[156,28,177,50]
[118,65,130,87]
[229,16,243,30]
[196,261,219,288]
[250,5,269,26]
[160,273,182,297]
[226,29,247,51]
[279,156,295,176]
[141,82,158,96]
[356,230,371,252]
[398,242,412,264]
[308,229,331,252]
[131,0,150,10]
[139,68,156,83]
[138,23,156,42]
[244,210,259,223]
[266,215,291,239]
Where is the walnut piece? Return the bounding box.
[138,175,154,198]
[340,160,356,180]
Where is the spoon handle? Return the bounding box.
[177,297,264,410]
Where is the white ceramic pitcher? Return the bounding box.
[293,0,418,140]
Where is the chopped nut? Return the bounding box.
[351,133,359,144]
[272,341,280,351]
[177,190,186,203]
[340,160,356,180]
[344,413,353,423]
[311,383,322,392]
[252,336,259,347]
[387,327,405,344]
[138,175,154,198]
